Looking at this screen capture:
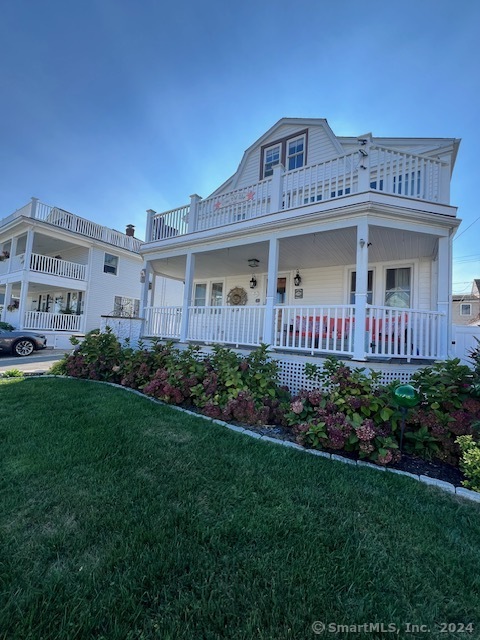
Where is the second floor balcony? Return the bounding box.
[146,143,453,243]
[0,252,87,281]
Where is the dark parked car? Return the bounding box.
[0,328,47,356]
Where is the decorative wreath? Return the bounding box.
[227,286,248,306]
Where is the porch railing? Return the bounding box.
[142,304,444,360]
[274,305,356,355]
[144,306,182,338]
[29,253,87,280]
[23,311,84,332]
[188,305,265,347]
[365,306,443,360]
[147,145,450,242]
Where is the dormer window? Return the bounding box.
[264,144,281,177]
[260,129,308,180]
[287,136,305,170]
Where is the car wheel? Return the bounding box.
[13,339,35,357]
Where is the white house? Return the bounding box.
[0,198,181,348]
[139,117,460,376]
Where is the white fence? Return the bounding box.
[23,311,84,332]
[451,325,480,366]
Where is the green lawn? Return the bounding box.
[1,377,480,640]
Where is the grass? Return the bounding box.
[1,377,480,640]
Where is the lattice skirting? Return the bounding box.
[172,342,421,396]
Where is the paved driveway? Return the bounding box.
[0,349,71,374]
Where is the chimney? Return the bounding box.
[126,224,135,237]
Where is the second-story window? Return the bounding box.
[461,303,472,316]
[287,137,305,170]
[104,253,118,275]
[264,145,281,178]
[260,130,308,180]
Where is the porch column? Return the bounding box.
[437,234,451,358]
[1,282,12,322]
[270,165,284,213]
[263,237,279,346]
[180,252,196,343]
[17,281,29,329]
[23,229,34,272]
[189,194,201,233]
[357,134,372,192]
[29,197,39,219]
[352,220,369,361]
[7,236,18,274]
[146,209,156,243]
[140,262,153,335]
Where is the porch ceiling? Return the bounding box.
[150,227,439,280]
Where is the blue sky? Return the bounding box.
[1,0,478,293]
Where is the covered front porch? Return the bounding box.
[141,214,452,363]
[1,281,86,334]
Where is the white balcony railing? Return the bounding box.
[29,202,142,252]
[147,145,450,242]
[142,304,444,360]
[23,311,84,332]
[29,253,87,280]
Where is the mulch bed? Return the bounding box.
[245,424,466,487]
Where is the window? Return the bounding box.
[104,253,118,275]
[287,137,304,171]
[210,282,223,306]
[114,296,140,317]
[264,145,281,178]
[385,267,411,308]
[350,270,373,304]
[276,277,287,304]
[460,303,472,316]
[194,283,207,306]
[193,282,224,306]
[260,130,308,179]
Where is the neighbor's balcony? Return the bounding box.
[146,145,451,242]
[143,304,445,361]
[23,311,84,332]
[4,200,142,253]
[0,253,87,280]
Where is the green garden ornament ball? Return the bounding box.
[394,384,419,408]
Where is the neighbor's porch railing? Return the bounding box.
[23,311,84,332]
[147,146,449,241]
[29,253,87,280]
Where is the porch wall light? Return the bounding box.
[359,239,366,248]
[294,270,302,287]
[249,275,257,289]
[248,258,259,268]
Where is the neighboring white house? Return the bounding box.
[0,198,183,348]
[139,117,461,377]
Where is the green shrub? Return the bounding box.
[456,435,480,492]
[1,368,24,378]
[288,357,401,465]
[48,358,69,376]
[408,359,480,464]
[0,321,15,331]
